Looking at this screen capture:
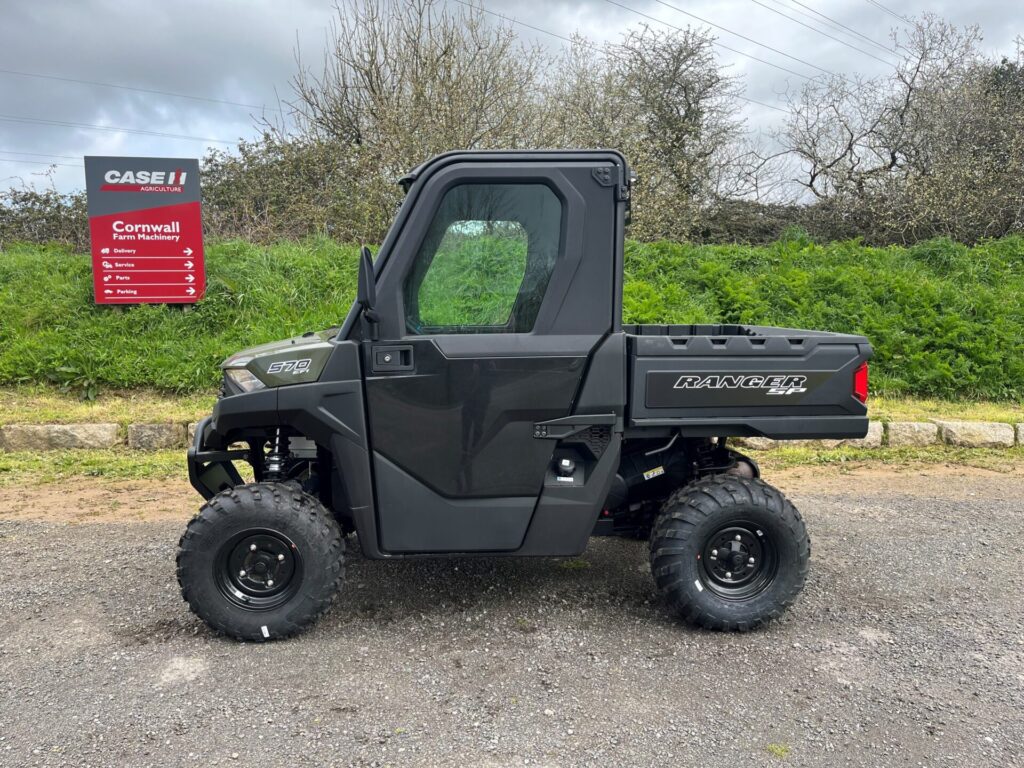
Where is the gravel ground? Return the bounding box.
[1,466,1022,767]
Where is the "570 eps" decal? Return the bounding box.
[266,358,313,375]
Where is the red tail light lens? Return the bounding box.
[853,362,869,403]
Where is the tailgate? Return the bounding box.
[626,325,873,439]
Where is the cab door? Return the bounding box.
[362,158,620,553]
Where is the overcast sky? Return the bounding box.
[1,0,1019,193]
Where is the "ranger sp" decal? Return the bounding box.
[673,374,808,396]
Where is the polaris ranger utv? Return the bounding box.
[179,150,872,641]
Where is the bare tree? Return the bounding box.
[543,25,744,240]
[200,4,1023,246]
[778,14,1024,242]
[200,0,555,243]
[255,8,746,242]
[289,0,546,168]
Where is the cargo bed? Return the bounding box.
[624,324,872,439]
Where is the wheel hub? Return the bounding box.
[700,524,778,599]
[216,530,302,609]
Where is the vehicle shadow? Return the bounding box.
[104,525,668,646]
[320,534,662,628]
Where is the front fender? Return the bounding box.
[187,342,378,550]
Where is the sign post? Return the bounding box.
[84,156,205,304]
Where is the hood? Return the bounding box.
[222,328,337,388]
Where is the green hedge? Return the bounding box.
[624,234,1024,399]
[1,234,1021,398]
[0,239,359,393]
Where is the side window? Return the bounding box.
[404,183,562,334]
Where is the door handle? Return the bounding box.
[371,345,414,372]
[532,413,617,439]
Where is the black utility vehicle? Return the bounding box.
[180,150,872,641]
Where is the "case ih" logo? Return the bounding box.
[103,169,187,185]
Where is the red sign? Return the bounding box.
[85,157,205,304]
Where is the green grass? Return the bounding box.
[2,233,1023,399]
[0,445,1018,489]
[1,386,1020,428]
[0,238,359,393]
[416,232,528,328]
[758,444,1024,472]
[624,234,1024,400]
[0,384,215,425]
[0,449,186,487]
[869,395,1024,424]
[765,743,792,760]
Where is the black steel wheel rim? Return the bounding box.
[699,521,778,600]
[215,529,303,611]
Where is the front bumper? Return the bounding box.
[186,416,248,499]
[186,387,283,499]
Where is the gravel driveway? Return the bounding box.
[1,466,1022,767]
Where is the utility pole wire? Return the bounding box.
[462,0,812,85]
[0,68,283,113]
[864,0,911,26]
[784,0,897,54]
[613,0,852,84]
[0,158,81,169]
[747,0,899,66]
[454,0,793,113]
[0,114,237,144]
[598,0,839,83]
[0,149,82,161]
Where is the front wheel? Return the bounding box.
[177,483,344,641]
[649,476,809,631]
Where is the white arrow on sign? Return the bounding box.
[183,247,193,256]
[185,274,195,283]
[186,286,196,295]
[104,289,113,295]
[183,260,194,269]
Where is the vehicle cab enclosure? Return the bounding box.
[189,150,872,559]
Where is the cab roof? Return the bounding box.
[398,149,632,198]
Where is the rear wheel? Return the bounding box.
[177,482,344,641]
[649,476,809,630]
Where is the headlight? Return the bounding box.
[224,367,266,393]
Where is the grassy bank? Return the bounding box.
[1,235,1022,398]
[2,444,1021,488]
[623,235,1024,400]
[0,239,359,393]
[0,385,216,425]
[0,386,1021,429]
[0,449,186,487]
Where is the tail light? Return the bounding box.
[853,362,869,403]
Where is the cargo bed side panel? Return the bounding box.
[627,327,871,439]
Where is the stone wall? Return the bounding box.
[729,420,1023,451]
[0,420,1022,451]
